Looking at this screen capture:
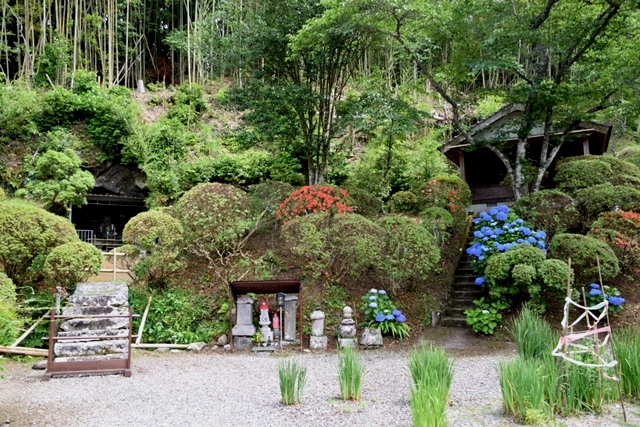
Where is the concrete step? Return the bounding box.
[57,329,129,341]
[448,298,478,308]
[440,316,468,328]
[61,306,129,316]
[450,283,481,292]
[68,282,128,307]
[445,307,469,317]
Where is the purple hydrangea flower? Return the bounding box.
[375,313,386,322]
[369,295,377,301]
[496,212,508,221]
[497,205,509,213]
[590,289,602,297]
[534,230,547,239]
[396,314,406,322]
[489,207,499,216]
[474,231,484,238]
[369,302,378,308]
[589,283,600,289]
[475,276,485,285]
[520,226,532,236]
[386,314,395,320]
[370,288,378,294]
[378,290,387,295]
[392,309,401,316]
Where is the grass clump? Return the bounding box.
[278,359,307,405]
[509,304,556,360]
[408,344,453,427]
[337,346,364,401]
[614,326,640,398]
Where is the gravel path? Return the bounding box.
[1,347,637,427]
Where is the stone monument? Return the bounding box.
[283,294,298,342]
[337,306,357,349]
[309,304,327,350]
[360,327,383,348]
[232,294,255,350]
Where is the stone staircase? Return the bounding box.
[440,227,487,328]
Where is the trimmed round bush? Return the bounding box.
[538,258,573,294]
[344,187,384,217]
[485,245,547,286]
[574,183,640,226]
[512,189,580,239]
[43,241,102,291]
[177,182,253,255]
[549,233,619,284]
[123,210,183,251]
[554,158,612,193]
[376,215,441,291]
[389,191,418,214]
[0,272,16,306]
[0,199,79,286]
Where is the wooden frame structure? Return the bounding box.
[42,309,135,381]
[228,280,302,352]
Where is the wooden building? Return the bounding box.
[441,104,612,208]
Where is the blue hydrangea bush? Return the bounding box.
[586,283,625,315]
[361,289,410,339]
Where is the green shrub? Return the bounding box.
[549,233,619,284]
[249,180,296,229]
[0,188,4,199]
[554,158,612,193]
[408,344,453,427]
[512,189,580,239]
[129,286,217,344]
[167,83,208,125]
[0,272,16,305]
[337,346,364,401]
[123,210,185,288]
[43,241,102,291]
[176,183,254,256]
[389,190,418,214]
[360,288,410,339]
[0,199,78,286]
[344,187,384,217]
[464,297,508,335]
[278,359,307,405]
[589,210,640,273]
[0,82,41,143]
[281,213,385,283]
[574,183,640,227]
[420,207,454,246]
[376,215,440,292]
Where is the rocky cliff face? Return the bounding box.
[88,162,147,198]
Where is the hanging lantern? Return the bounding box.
[276,292,286,307]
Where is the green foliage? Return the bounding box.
[554,158,613,193]
[585,283,625,315]
[512,189,580,239]
[464,297,508,335]
[421,207,454,246]
[549,233,619,284]
[361,288,410,339]
[343,187,384,218]
[0,82,41,144]
[167,84,208,125]
[509,305,556,360]
[614,326,640,398]
[574,183,640,227]
[0,199,78,286]
[15,148,94,215]
[389,190,418,214]
[589,210,640,273]
[129,286,216,344]
[278,359,307,405]
[176,183,254,257]
[499,357,559,424]
[282,213,384,283]
[409,344,453,427]
[337,346,364,401]
[123,210,185,288]
[43,241,102,291]
[0,273,20,346]
[376,215,440,292]
[249,180,296,228]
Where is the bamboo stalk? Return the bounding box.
[135,295,152,345]
[10,309,51,347]
[0,346,48,357]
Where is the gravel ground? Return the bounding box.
[1,346,637,427]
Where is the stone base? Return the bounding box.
[309,336,328,350]
[233,336,253,350]
[251,345,276,353]
[360,327,383,348]
[337,338,357,349]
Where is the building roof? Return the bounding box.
[442,104,612,153]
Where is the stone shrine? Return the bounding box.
[283,294,298,343]
[309,305,327,350]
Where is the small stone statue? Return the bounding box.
[337,306,357,348]
[309,304,327,350]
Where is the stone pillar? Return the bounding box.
[337,306,357,349]
[284,294,298,342]
[360,327,382,348]
[309,305,327,350]
[232,294,256,350]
